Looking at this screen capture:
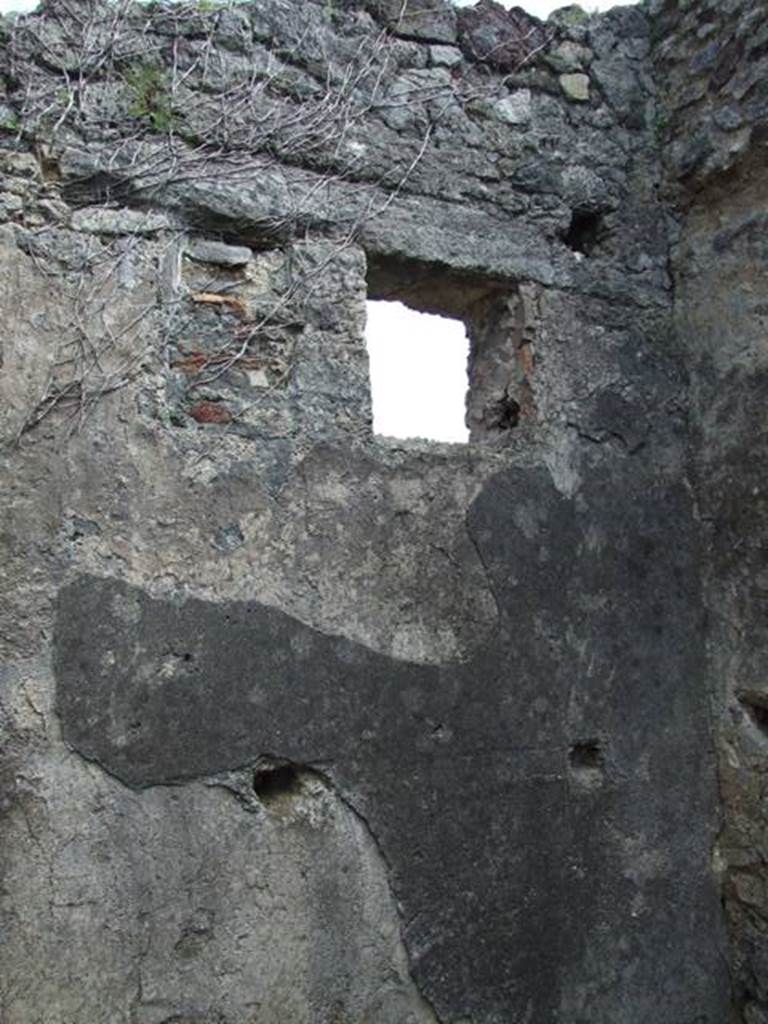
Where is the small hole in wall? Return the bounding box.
[569,739,605,786]
[562,208,604,256]
[365,301,469,443]
[738,692,768,740]
[252,763,302,803]
[487,389,521,431]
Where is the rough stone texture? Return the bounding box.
[652,0,767,188]
[651,1,768,1020]
[0,0,762,1019]
[559,71,590,101]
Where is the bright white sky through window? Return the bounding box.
[366,302,469,443]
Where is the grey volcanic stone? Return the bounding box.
[494,89,532,125]
[457,1,548,71]
[559,71,590,100]
[185,238,254,266]
[365,0,457,43]
[428,43,462,67]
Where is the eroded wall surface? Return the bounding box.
[0,0,747,1020]
[653,1,768,1020]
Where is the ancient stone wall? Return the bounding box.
[652,1,768,1020]
[0,0,761,1020]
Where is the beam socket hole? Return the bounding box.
[569,739,605,786]
[252,763,302,803]
[562,209,604,256]
[738,692,768,740]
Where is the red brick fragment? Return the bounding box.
[190,401,232,424]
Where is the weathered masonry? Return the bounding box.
[0,0,766,1020]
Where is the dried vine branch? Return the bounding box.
[3,0,555,436]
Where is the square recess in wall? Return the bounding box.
[365,300,469,443]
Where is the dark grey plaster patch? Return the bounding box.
[54,465,729,1024]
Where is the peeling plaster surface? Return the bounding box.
[52,454,726,1022]
[1,0,765,1020]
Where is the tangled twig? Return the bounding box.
[4,0,556,436]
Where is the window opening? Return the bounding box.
[365,300,469,443]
